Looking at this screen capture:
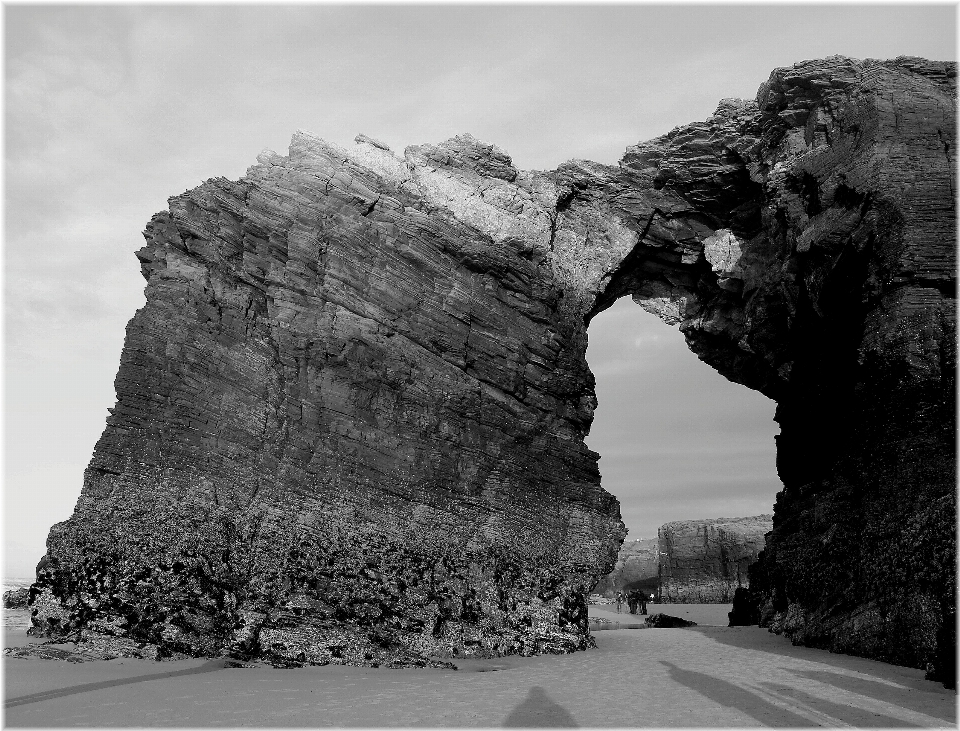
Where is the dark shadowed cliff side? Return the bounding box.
[24,56,955,682]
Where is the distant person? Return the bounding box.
[639,592,647,615]
[627,590,639,614]
[615,590,624,614]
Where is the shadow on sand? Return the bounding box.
[4,658,228,708]
[692,626,954,712]
[502,685,577,727]
[659,660,812,727]
[662,656,937,727]
[688,625,823,660]
[790,669,956,723]
[757,680,922,727]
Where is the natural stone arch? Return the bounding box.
[25,56,955,685]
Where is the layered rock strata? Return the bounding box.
[657,516,771,603]
[29,56,955,681]
[29,131,630,668]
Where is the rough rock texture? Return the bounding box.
[29,132,630,669]
[732,57,956,688]
[29,56,955,681]
[4,587,30,609]
[594,515,771,601]
[657,516,772,603]
[592,538,658,595]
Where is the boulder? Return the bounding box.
[3,587,29,609]
[646,614,697,628]
[728,586,761,626]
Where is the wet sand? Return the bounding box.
[4,605,955,727]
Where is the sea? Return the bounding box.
[3,577,34,632]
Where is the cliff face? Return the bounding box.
[734,57,956,686]
[594,516,771,602]
[28,56,955,680]
[30,132,631,667]
[658,517,772,603]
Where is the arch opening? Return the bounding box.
[584,296,779,603]
[585,296,780,539]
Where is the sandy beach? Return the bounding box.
[3,603,954,727]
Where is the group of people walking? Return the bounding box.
[615,589,651,615]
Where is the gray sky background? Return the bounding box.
[4,4,956,577]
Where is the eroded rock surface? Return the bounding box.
[4,588,29,610]
[30,131,630,668]
[29,56,955,681]
[658,516,771,603]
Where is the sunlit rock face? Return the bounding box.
[29,56,955,680]
[29,131,629,668]
[658,517,772,603]
[593,516,772,603]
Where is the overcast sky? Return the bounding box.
[4,4,956,577]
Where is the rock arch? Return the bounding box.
[29,57,955,683]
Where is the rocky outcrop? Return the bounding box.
[592,538,658,595]
[646,614,697,628]
[28,56,954,682]
[29,131,637,667]
[28,132,629,668]
[728,57,957,688]
[657,516,771,603]
[4,587,29,609]
[727,587,760,626]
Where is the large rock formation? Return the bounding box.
[594,515,771,602]
[28,131,630,667]
[28,56,955,681]
[658,516,771,603]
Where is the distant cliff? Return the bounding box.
[593,515,772,602]
[658,516,772,602]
